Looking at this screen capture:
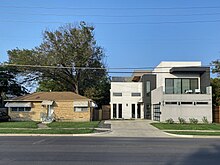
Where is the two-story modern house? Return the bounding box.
[110,61,212,122]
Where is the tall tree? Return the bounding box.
[8,22,109,107]
[0,65,26,107]
[211,60,220,106]
[211,78,220,106]
[212,59,220,76]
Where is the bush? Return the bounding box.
[178,117,186,124]
[189,118,198,124]
[165,118,174,124]
[202,116,209,124]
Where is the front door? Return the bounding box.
[47,105,54,118]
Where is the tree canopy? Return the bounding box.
[212,60,220,76]
[8,22,110,107]
[211,60,220,106]
[0,66,26,107]
[211,78,220,106]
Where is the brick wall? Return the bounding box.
[9,102,47,121]
[54,101,91,121]
[9,100,91,122]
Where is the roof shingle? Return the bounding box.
[7,92,90,101]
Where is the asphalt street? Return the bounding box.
[0,136,220,165]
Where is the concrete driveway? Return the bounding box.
[100,120,171,137]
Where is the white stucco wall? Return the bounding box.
[152,86,212,123]
[153,61,201,91]
[110,82,143,119]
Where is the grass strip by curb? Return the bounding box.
[0,122,38,128]
[166,131,220,136]
[0,129,94,134]
[151,123,220,130]
[47,121,100,128]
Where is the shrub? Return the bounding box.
[189,118,198,124]
[202,116,209,124]
[178,117,186,124]
[165,118,174,124]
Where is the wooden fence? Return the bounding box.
[213,106,220,123]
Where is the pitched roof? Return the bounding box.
[7,92,90,102]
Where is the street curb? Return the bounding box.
[164,132,220,138]
[0,129,112,137]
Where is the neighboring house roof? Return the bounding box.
[6,92,90,102]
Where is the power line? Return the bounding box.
[1,5,220,10]
[2,12,220,17]
[2,63,213,70]
[2,19,220,25]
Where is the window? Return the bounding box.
[11,107,31,112]
[74,107,88,112]
[113,92,122,96]
[131,93,141,97]
[196,102,208,105]
[165,102,178,105]
[174,79,181,94]
[137,104,141,118]
[182,79,190,94]
[132,104,135,118]
[165,78,198,94]
[146,81,151,96]
[153,104,161,121]
[165,79,174,94]
[118,104,122,118]
[181,102,193,105]
[113,104,117,118]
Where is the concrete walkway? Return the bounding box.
[37,123,49,129]
[99,120,171,137]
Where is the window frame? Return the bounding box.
[131,92,141,97]
[113,92,122,97]
[165,78,198,94]
[74,106,88,112]
[11,107,31,112]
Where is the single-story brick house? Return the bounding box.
[5,92,95,122]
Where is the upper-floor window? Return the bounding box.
[113,92,122,96]
[131,92,141,97]
[165,78,198,94]
[146,81,151,96]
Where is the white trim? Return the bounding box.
[5,102,32,107]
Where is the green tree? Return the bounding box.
[212,60,220,76]
[7,22,110,107]
[0,65,26,107]
[211,78,220,106]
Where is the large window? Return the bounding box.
[113,104,117,118]
[11,107,31,112]
[146,81,151,96]
[118,104,122,118]
[132,104,135,118]
[165,78,198,94]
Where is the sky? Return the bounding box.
[1,0,220,77]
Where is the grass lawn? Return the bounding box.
[47,121,100,128]
[0,128,94,134]
[166,131,220,136]
[151,123,220,130]
[0,121,38,128]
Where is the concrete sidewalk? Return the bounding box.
[98,120,171,137]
